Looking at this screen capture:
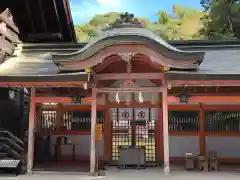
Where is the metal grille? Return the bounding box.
[63,112,72,130]
[111,108,157,163]
[111,108,132,161]
[168,111,199,132]
[62,111,104,131]
[135,108,157,162]
[41,110,57,130]
[205,111,240,132]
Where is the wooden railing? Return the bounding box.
[205,111,240,132]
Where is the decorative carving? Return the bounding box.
[138,111,145,119]
[12,43,23,57]
[120,80,138,89]
[118,52,136,62]
[121,111,129,119]
[0,8,19,33]
[0,8,21,63]
[126,63,132,73]
[110,12,143,28]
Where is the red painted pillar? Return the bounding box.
[156,93,163,162]
[27,87,36,173]
[162,84,170,174]
[104,94,111,162]
[199,105,205,155]
[90,87,97,174]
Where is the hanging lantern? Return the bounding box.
[139,92,144,103]
[116,92,120,104]
[179,94,189,104]
[72,95,82,104]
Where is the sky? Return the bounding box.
[69,0,202,25]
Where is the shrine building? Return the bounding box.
[2,3,240,174]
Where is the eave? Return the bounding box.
[21,40,240,55]
[0,0,76,42]
[51,27,205,70]
[0,72,89,87]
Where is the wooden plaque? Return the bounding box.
[95,124,103,141]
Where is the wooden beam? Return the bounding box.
[169,80,240,87]
[0,81,85,87]
[35,97,72,103]
[168,96,240,104]
[97,87,163,93]
[37,0,47,32]
[27,33,63,41]
[24,0,35,32]
[97,73,164,80]
[52,0,62,33]
[81,95,240,105]
[27,87,36,173]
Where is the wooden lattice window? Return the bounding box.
[168,111,199,132]
[205,111,240,132]
[41,110,57,130]
[62,111,104,131]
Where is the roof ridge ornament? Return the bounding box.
[109,12,144,29]
[118,52,136,63]
[12,43,23,57]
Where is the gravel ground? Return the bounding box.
[1,167,240,180]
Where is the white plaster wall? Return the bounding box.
[169,136,200,157]
[49,134,201,159]
[206,136,240,158]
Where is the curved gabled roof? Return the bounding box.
[52,26,205,70]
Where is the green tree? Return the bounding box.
[155,5,203,40]
[200,0,240,39]
[89,12,120,29]
[74,6,204,42]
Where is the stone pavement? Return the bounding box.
[2,167,240,180]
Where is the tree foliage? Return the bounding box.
[74,5,204,42]
[74,3,240,42]
[200,0,240,39]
